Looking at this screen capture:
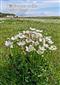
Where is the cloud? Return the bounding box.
[37,0,60,8]
[0,0,60,16]
[1,0,38,15]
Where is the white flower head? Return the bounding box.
[17,41,26,46]
[49,45,57,50]
[5,27,57,54]
[45,36,54,44]
[43,44,49,48]
[39,38,42,42]
[11,36,16,41]
[23,31,26,34]
[37,46,46,54]
[18,34,26,39]
[48,40,54,44]
[10,44,13,48]
[30,27,36,31]
[25,30,30,34]
[26,46,29,52]
[26,45,35,52]
[34,41,39,46]
[39,46,46,51]
[36,29,43,33]
[5,40,13,47]
[36,33,43,39]
[26,39,32,43]
[29,45,35,52]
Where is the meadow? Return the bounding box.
[0,18,60,85]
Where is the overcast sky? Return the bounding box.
[0,0,60,16]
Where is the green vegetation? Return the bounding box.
[0,19,60,85]
[0,12,15,17]
[18,16,60,19]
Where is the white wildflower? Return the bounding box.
[18,34,26,39]
[36,29,43,33]
[45,36,54,44]
[25,30,30,34]
[11,34,19,40]
[26,39,32,43]
[48,40,54,44]
[23,31,26,34]
[30,27,36,31]
[43,44,49,48]
[45,36,51,40]
[11,36,16,41]
[37,46,46,54]
[15,34,20,38]
[32,31,37,34]
[31,34,35,39]
[26,45,35,52]
[39,46,46,51]
[49,45,57,50]
[5,41,13,47]
[34,41,39,46]
[37,49,44,54]
[14,35,19,39]
[32,40,35,44]
[26,46,29,52]
[39,38,42,42]
[10,45,13,48]
[36,33,42,38]
[17,41,25,46]
[28,45,35,52]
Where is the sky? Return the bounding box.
[0,0,60,16]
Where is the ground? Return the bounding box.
[0,18,60,84]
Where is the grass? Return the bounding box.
[0,18,60,85]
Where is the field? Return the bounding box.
[0,18,60,85]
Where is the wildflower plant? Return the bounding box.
[5,27,57,54]
[3,27,58,85]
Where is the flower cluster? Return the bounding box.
[5,27,57,54]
